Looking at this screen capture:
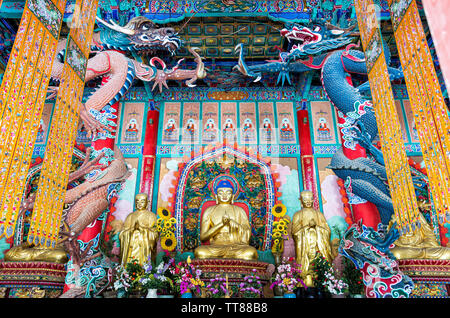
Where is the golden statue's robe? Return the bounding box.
[391,212,450,260]
[292,206,332,277]
[194,204,258,260]
[119,209,158,265]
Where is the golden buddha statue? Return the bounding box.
[194,176,258,261]
[119,193,159,265]
[292,191,332,287]
[4,241,68,264]
[390,212,450,260]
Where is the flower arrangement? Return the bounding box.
[205,274,231,298]
[342,257,364,295]
[169,256,204,296]
[236,269,263,298]
[113,260,143,296]
[310,251,332,290]
[113,257,175,297]
[141,258,175,293]
[323,267,348,295]
[271,203,289,254]
[270,258,306,294]
[156,207,177,252]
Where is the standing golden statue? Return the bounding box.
[119,193,159,265]
[390,212,450,260]
[292,191,332,287]
[194,176,258,260]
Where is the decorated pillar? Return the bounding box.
[63,81,120,294]
[0,0,66,240]
[354,0,421,235]
[297,109,320,210]
[336,90,381,229]
[140,103,159,206]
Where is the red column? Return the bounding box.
[140,106,159,206]
[336,113,381,229]
[297,109,320,210]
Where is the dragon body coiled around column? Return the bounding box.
[235,21,405,226]
[234,21,418,297]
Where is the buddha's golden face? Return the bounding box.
[135,194,148,210]
[301,191,314,208]
[216,187,233,204]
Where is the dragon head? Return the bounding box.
[96,16,182,55]
[280,21,358,61]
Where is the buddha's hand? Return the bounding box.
[222,215,230,226]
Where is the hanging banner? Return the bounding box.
[28,0,99,248]
[389,0,450,225]
[354,0,420,234]
[0,0,66,239]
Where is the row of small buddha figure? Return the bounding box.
[118,183,450,289]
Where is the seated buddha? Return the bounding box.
[390,212,450,260]
[194,176,258,261]
[4,241,68,264]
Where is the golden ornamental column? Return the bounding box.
[0,0,67,239]
[28,0,99,248]
[354,0,421,235]
[388,0,450,226]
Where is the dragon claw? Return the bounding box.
[79,105,113,139]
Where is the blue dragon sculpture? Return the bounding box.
[339,221,414,298]
[235,21,405,226]
[234,21,421,298]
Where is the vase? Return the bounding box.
[273,285,284,297]
[158,294,175,298]
[283,292,296,298]
[146,289,158,298]
[331,293,345,298]
[294,287,307,298]
[181,289,193,298]
[351,294,365,298]
[315,287,326,299]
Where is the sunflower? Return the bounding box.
[272,203,287,218]
[272,231,282,238]
[161,232,176,251]
[169,217,177,225]
[157,207,171,220]
[276,224,286,232]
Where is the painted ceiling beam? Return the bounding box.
[0,0,393,23]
